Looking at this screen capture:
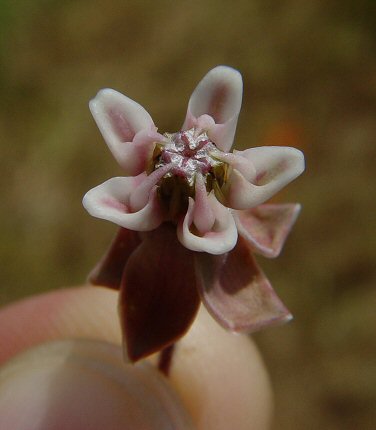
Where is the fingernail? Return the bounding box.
[0,340,194,430]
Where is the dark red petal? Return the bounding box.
[120,223,200,362]
[88,228,141,289]
[235,203,301,258]
[195,236,291,333]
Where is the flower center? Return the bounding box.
[151,128,229,218]
[155,128,220,184]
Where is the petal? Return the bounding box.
[225,146,305,210]
[177,193,238,255]
[183,66,243,152]
[88,228,141,289]
[195,237,292,333]
[235,203,301,258]
[119,224,200,362]
[90,89,162,175]
[82,175,163,231]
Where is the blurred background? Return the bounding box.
[1,0,375,428]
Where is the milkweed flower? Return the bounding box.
[83,66,305,362]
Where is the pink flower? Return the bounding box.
[83,66,305,362]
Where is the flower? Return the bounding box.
[83,66,305,362]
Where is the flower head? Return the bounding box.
[83,66,305,362]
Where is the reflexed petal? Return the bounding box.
[195,237,292,333]
[225,146,305,210]
[177,193,237,255]
[235,203,301,258]
[182,66,243,152]
[119,224,200,362]
[82,176,163,231]
[89,89,162,175]
[88,228,141,289]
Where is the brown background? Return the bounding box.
[1,1,375,428]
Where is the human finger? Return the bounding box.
[0,287,272,429]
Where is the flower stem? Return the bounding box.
[157,344,175,377]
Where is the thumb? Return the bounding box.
[0,287,272,429]
[0,340,194,430]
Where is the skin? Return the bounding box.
[0,286,272,429]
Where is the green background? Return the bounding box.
[1,1,375,428]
